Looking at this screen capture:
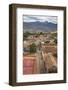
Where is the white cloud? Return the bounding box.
[23,15,57,24]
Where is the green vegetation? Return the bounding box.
[29,43,36,53]
[23,31,45,40]
[52,33,57,37]
[39,32,44,35]
[23,32,37,40]
[45,41,50,44]
[23,31,30,40]
[54,38,57,44]
[50,33,57,39]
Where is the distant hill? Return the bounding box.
[23,21,57,32]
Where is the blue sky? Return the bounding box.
[23,15,57,24]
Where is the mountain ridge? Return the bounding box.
[23,21,57,32]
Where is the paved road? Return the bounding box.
[23,57,37,74]
[36,47,46,73]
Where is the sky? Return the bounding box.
[23,15,57,24]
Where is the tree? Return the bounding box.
[54,38,57,44]
[29,43,36,53]
[23,31,30,40]
[39,32,43,35]
[45,41,50,44]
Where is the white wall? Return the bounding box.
[0,0,68,90]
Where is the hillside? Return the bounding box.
[23,21,57,32]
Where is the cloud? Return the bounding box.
[23,15,57,24]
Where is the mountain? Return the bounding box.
[23,21,57,32]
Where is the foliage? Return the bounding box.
[23,32,31,40]
[50,33,57,39]
[29,43,36,53]
[39,32,44,35]
[52,33,57,37]
[54,38,57,44]
[45,41,50,44]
